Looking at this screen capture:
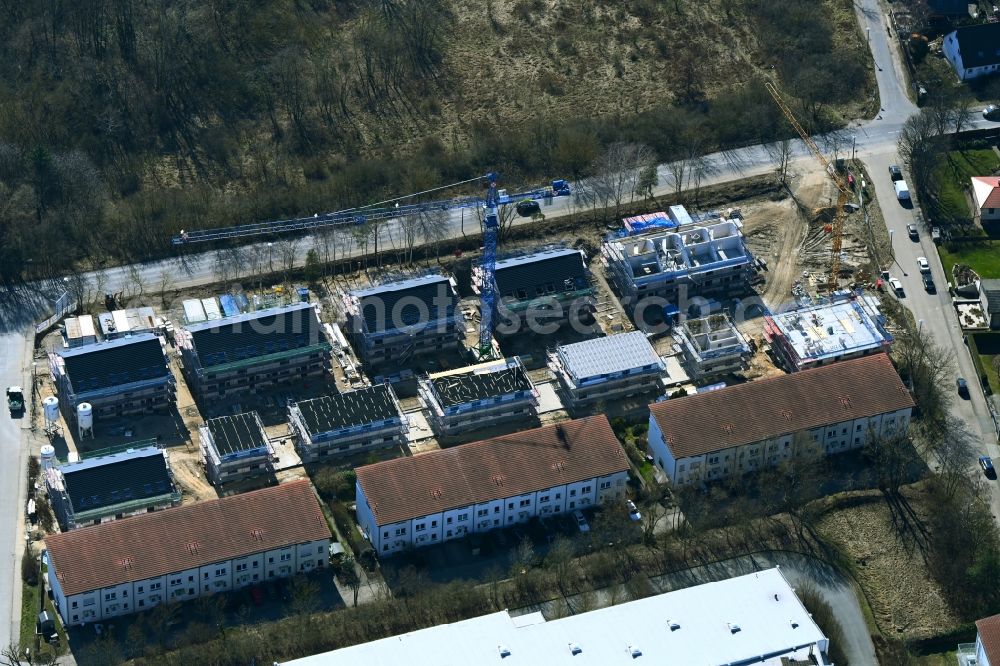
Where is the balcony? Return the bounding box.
[956,642,977,666]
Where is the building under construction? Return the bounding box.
[344,275,464,367]
[763,292,892,373]
[199,412,274,485]
[549,332,668,406]
[50,333,175,430]
[603,209,754,313]
[288,385,407,462]
[473,248,595,333]
[419,357,537,436]
[674,313,752,379]
[178,302,330,400]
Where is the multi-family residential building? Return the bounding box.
[942,23,1000,81]
[279,567,831,666]
[968,613,1000,666]
[549,332,668,406]
[46,480,330,627]
[199,412,274,485]
[603,217,753,312]
[344,274,464,367]
[647,354,914,485]
[178,302,330,400]
[763,293,892,372]
[418,357,537,436]
[972,176,1000,224]
[355,415,629,555]
[44,446,180,531]
[674,313,751,379]
[288,385,407,463]
[50,333,174,430]
[474,248,595,332]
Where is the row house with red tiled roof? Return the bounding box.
[354,415,629,555]
[46,480,330,626]
[972,176,1000,224]
[647,354,914,485]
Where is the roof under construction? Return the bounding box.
[185,302,328,370]
[294,385,401,436]
[429,358,533,407]
[351,275,460,334]
[204,412,270,456]
[59,334,170,393]
[765,296,891,365]
[556,332,663,382]
[493,248,589,300]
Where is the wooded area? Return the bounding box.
[0,0,872,282]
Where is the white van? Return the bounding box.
[894,179,911,201]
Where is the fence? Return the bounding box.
[34,291,76,336]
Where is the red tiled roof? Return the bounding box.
[47,480,330,597]
[649,354,913,460]
[978,614,1000,663]
[356,415,628,526]
[972,177,1000,209]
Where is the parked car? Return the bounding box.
[626,500,641,522]
[981,456,996,479]
[957,377,970,398]
[984,105,1000,121]
[516,199,541,217]
[906,223,919,240]
[916,256,930,273]
[889,277,904,296]
[894,180,911,201]
[889,164,903,181]
[574,510,590,532]
[931,226,942,244]
[922,273,936,293]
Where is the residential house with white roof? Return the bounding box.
[549,331,668,406]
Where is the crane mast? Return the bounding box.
[764,82,852,291]
[478,172,501,359]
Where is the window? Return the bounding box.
[458,514,468,522]
[494,506,501,513]
[215,568,226,577]
[137,586,144,594]
[519,499,530,507]
[71,601,78,609]
[448,516,455,523]
[395,527,406,536]
[508,502,514,510]
[477,509,488,517]
[236,563,247,572]
[104,593,117,602]
[555,493,561,499]
[317,546,324,554]
[600,481,611,490]
[570,489,576,497]
[539,495,549,503]
[150,582,161,591]
[431,520,438,527]
[280,553,292,562]
[415,523,426,532]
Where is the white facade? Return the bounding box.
[50,537,329,626]
[943,29,1000,80]
[357,471,628,555]
[649,406,912,485]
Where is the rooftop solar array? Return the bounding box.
[60,334,170,393]
[430,362,533,408]
[295,385,399,435]
[205,412,269,456]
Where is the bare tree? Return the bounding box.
[341,557,363,607]
[157,269,175,309]
[277,237,300,280]
[766,138,795,184]
[415,208,450,261]
[588,142,656,220]
[122,264,146,304]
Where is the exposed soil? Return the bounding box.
[169,451,217,503]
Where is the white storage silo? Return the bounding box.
[39,445,56,470]
[42,396,59,425]
[77,402,94,440]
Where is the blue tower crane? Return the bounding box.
[170,173,572,359]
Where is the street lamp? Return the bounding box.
[918,319,924,334]
[267,242,274,274]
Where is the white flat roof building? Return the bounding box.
[279,567,830,665]
[549,332,668,405]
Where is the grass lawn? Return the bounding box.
[933,149,1000,223]
[938,241,1000,280]
[19,563,67,659]
[913,652,957,666]
[971,333,1000,394]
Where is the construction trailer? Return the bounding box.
[50,333,175,430]
[344,274,464,368]
[763,292,892,372]
[473,248,595,333]
[418,357,538,436]
[674,313,752,379]
[549,331,669,406]
[288,385,407,463]
[62,315,98,348]
[177,302,330,400]
[97,307,157,340]
[199,412,274,485]
[603,210,754,314]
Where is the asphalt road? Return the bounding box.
[0,0,998,657]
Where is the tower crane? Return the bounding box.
[170,173,572,359]
[764,82,852,291]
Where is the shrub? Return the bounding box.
[21,547,38,585]
[796,584,851,666]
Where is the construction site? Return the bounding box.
[17,80,906,600]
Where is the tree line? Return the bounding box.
[0,0,874,284]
